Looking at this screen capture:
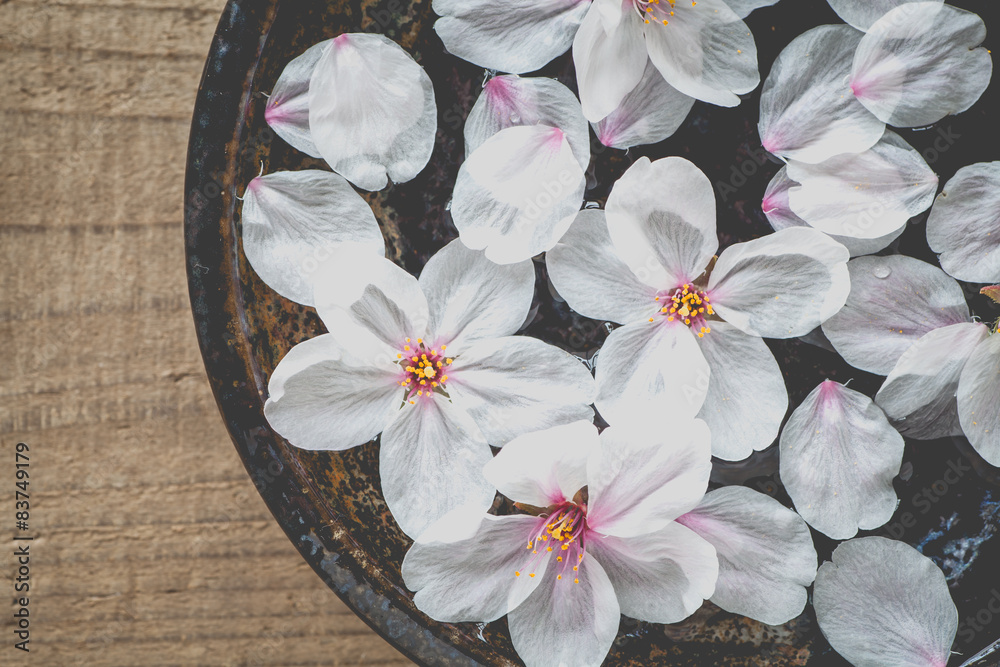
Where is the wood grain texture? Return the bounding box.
[0,1,413,664]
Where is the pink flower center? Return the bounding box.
[632,0,697,27]
[396,338,453,403]
[515,501,588,584]
[649,283,714,337]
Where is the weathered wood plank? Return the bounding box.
[0,0,412,662]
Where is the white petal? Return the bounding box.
[643,0,759,107]
[595,320,710,425]
[708,227,850,339]
[589,522,717,624]
[694,321,787,461]
[451,124,586,264]
[380,396,494,540]
[546,209,659,325]
[763,167,904,257]
[402,514,548,622]
[465,75,590,171]
[958,334,1000,467]
[821,255,970,375]
[313,254,429,362]
[605,156,719,289]
[780,381,904,539]
[447,336,596,446]
[263,334,400,451]
[573,4,647,121]
[926,161,1000,284]
[814,537,958,667]
[786,130,938,239]
[241,170,385,306]
[308,34,436,190]
[722,0,778,18]
[826,0,942,32]
[508,554,619,667]
[851,3,992,127]
[677,486,817,625]
[586,420,712,538]
[264,40,328,158]
[875,322,990,440]
[433,0,590,74]
[758,24,884,164]
[419,239,535,350]
[593,59,695,149]
[483,421,599,508]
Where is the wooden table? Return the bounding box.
[0,1,412,664]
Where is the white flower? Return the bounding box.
[263,241,596,539]
[450,75,589,264]
[263,34,437,191]
[926,161,1000,284]
[573,0,758,120]
[546,156,850,460]
[779,380,905,539]
[814,537,958,667]
[433,0,762,123]
[402,420,816,667]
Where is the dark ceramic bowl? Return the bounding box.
[184,0,1000,664]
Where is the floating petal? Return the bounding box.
[851,2,992,127]
[875,322,989,440]
[780,381,904,539]
[241,170,384,306]
[309,34,437,190]
[957,334,1000,467]
[759,24,884,164]
[822,255,970,375]
[814,537,958,667]
[264,40,328,157]
[926,161,1000,284]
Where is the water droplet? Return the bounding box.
[873,265,892,279]
[584,201,602,210]
[509,112,521,124]
[444,198,452,212]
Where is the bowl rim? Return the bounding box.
[182,2,491,664]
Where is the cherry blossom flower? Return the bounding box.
[263,34,437,191]
[450,75,589,264]
[814,537,958,667]
[402,420,816,667]
[546,157,850,460]
[433,0,763,123]
[926,161,1000,284]
[779,380,905,539]
[263,241,596,539]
